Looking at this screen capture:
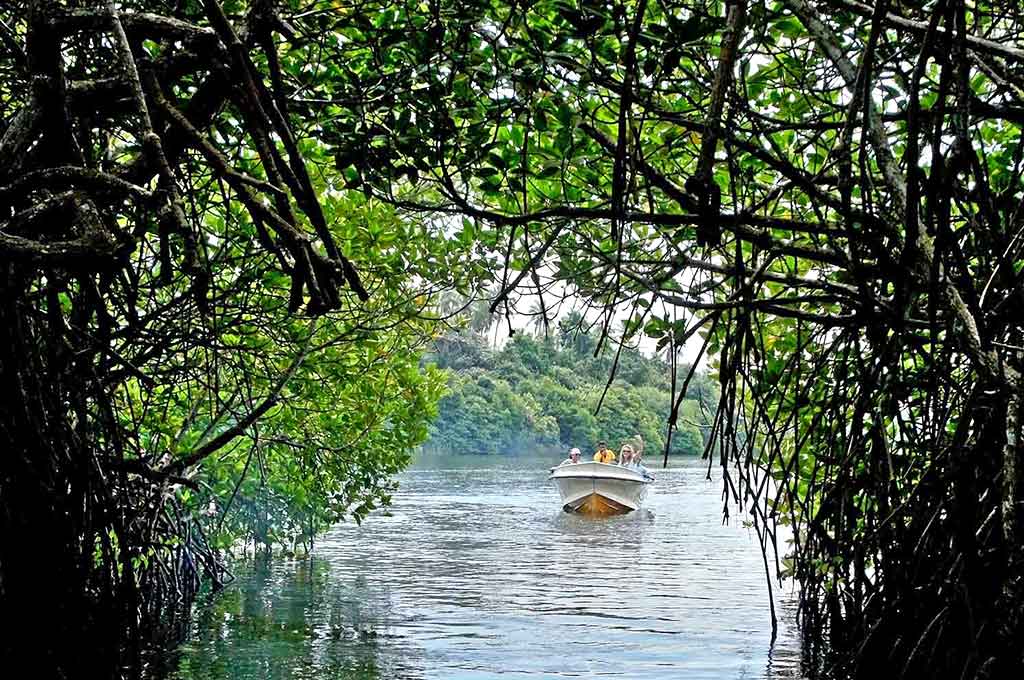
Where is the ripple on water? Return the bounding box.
[161,456,805,680]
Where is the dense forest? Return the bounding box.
[422,309,717,456]
[2,0,1023,678]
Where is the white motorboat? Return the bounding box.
[548,461,653,516]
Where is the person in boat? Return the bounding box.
[593,441,615,463]
[631,434,644,458]
[632,449,653,479]
[560,448,581,466]
[618,444,634,467]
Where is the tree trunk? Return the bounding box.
[0,272,122,677]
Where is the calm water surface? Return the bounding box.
[167,455,803,679]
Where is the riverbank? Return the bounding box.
[422,328,717,457]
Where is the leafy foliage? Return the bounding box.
[0,1,469,673]
[304,0,1024,676]
[4,0,1024,677]
[423,314,715,457]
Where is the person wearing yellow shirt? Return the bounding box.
[593,441,616,464]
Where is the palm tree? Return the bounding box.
[433,289,464,316]
[528,298,549,339]
[467,298,494,336]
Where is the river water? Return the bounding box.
[164,455,804,679]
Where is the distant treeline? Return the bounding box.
[421,311,717,457]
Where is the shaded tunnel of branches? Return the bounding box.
[323,0,1024,677]
[1,1,1023,679]
[0,0,371,675]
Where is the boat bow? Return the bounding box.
[548,461,652,516]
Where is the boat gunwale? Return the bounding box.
[547,461,653,484]
[547,473,652,484]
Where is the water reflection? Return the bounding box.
[160,559,420,680]
[161,455,804,679]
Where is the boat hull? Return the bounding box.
[548,462,651,516]
[566,492,633,516]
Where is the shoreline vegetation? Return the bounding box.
[1,1,1022,678]
[420,309,717,458]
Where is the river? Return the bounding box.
[162,454,804,679]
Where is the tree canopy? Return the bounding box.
[423,310,716,456]
[2,0,1024,678]
[0,0,469,673]
[316,0,1024,675]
